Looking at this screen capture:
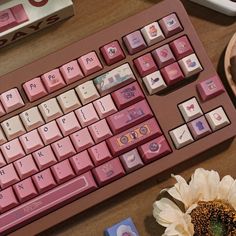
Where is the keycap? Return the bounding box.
[169,124,194,149]
[0,102,6,117]
[107,118,162,156]
[0,128,7,145]
[75,80,100,105]
[33,146,57,170]
[94,63,136,96]
[41,69,66,93]
[138,136,171,163]
[93,94,117,118]
[78,51,102,76]
[0,164,19,189]
[92,158,125,186]
[0,88,24,113]
[38,121,63,145]
[107,100,153,134]
[38,98,63,122]
[178,97,203,122]
[19,130,44,154]
[141,22,165,46]
[0,152,6,168]
[51,137,76,161]
[120,149,143,173]
[57,89,81,113]
[152,44,175,68]
[188,116,212,140]
[134,53,158,77]
[23,77,48,102]
[205,107,230,131]
[14,155,38,179]
[159,13,183,37]
[100,41,125,65]
[70,150,94,175]
[1,139,25,163]
[88,141,112,166]
[123,30,147,54]
[89,119,112,143]
[75,103,99,127]
[178,53,202,77]
[60,60,84,84]
[161,62,184,85]
[0,187,18,213]
[1,115,26,140]
[143,71,167,94]
[13,178,37,203]
[111,82,144,110]
[57,112,81,136]
[196,75,225,101]
[70,128,94,152]
[20,107,44,131]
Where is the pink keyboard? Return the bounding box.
[0,0,236,235]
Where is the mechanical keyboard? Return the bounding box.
[0,0,236,235]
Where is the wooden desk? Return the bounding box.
[0,1,235,235]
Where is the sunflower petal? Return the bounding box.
[228,180,236,209]
[218,175,234,200]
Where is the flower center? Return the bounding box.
[190,200,236,236]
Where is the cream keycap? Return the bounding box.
[20,107,44,131]
[38,98,63,122]
[0,127,7,145]
[1,116,26,140]
[57,89,81,113]
[75,80,100,105]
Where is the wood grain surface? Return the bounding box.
[0,1,236,235]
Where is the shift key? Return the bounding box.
[107,100,153,134]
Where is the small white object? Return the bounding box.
[189,0,236,16]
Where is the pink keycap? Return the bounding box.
[14,155,38,179]
[75,103,99,127]
[107,100,153,134]
[107,118,162,156]
[88,141,112,166]
[38,121,63,145]
[138,136,171,163]
[134,53,158,77]
[70,150,94,175]
[89,119,112,143]
[0,88,24,113]
[32,168,56,193]
[60,60,84,84]
[92,158,125,186]
[57,112,81,136]
[13,178,37,203]
[70,128,94,152]
[0,163,19,189]
[0,102,6,117]
[11,4,29,24]
[19,130,44,154]
[0,152,6,167]
[23,77,48,102]
[1,138,25,163]
[33,146,57,170]
[0,9,17,33]
[111,82,145,110]
[0,187,18,213]
[41,69,66,93]
[51,159,75,184]
[51,137,76,161]
[78,51,103,76]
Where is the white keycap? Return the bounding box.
[205,107,230,131]
[169,124,194,149]
[20,107,44,131]
[1,116,26,140]
[0,127,7,145]
[75,80,100,105]
[178,97,203,122]
[38,98,63,122]
[143,71,167,94]
[57,89,81,113]
[141,22,165,45]
[178,53,202,77]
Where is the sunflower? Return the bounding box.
[153,168,236,236]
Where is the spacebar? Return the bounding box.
[0,171,97,235]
